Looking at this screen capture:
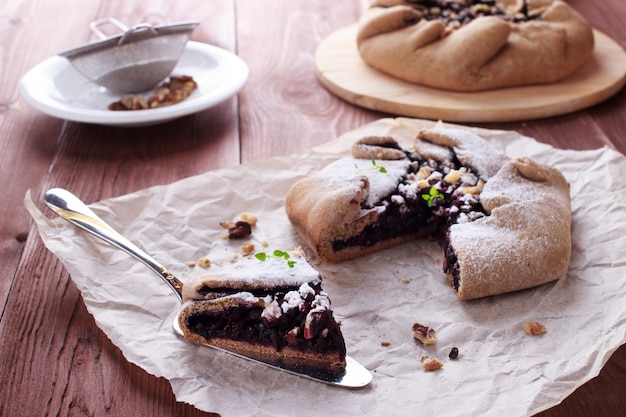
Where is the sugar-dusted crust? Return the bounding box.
[181,248,321,301]
[450,157,572,299]
[285,150,416,263]
[356,0,594,91]
[415,128,509,180]
[285,127,572,299]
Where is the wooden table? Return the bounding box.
[1,1,624,415]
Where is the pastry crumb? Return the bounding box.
[524,321,546,335]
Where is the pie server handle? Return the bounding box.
[44,188,183,301]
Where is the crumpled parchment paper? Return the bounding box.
[26,118,626,417]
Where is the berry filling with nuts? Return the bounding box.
[184,281,346,378]
[333,155,485,242]
[332,152,486,292]
[410,0,542,27]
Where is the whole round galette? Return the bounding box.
[286,128,572,300]
[356,0,594,91]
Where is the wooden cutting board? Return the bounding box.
[315,24,626,123]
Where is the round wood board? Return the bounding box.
[315,24,626,123]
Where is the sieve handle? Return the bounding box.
[90,17,130,39]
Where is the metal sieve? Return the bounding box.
[59,18,199,94]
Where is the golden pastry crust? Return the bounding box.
[356,0,594,91]
[285,127,572,299]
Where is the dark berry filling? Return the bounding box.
[187,283,346,357]
[442,232,461,290]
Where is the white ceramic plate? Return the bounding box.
[19,41,249,127]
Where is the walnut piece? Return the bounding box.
[412,322,437,345]
[524,321,546,336]
[197,257,211,268]
[108,75,197,111]
[240,212,258,226]
[422,357,443,372]
[220,220,252,239]
[241,242,255,255]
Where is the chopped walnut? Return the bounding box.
[220,220,252,239]
[285,327,300,345]
[197,257,211,268]
[416,165,433,180]
[108,75,197,111]
[220,221,236,229]
[240,212,258,226]
[524,321,546,336]
[108,95,148,110]
[444,169,461,184]
[241,242,255,255]
[412,323,437,345]
[422,357,443,371]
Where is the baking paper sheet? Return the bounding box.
[26,118,626,417]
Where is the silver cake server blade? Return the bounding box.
[43,188,372,388]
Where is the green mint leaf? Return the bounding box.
[355,159,388,175]
[255,250,297,267]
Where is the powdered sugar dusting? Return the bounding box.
[450,193,571,300]
[417,128,508,180]
[480,158,570,213]
[316,157,410,208]
[183,248,321,298]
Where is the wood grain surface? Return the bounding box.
[0,0,624,416]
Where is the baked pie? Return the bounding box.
[286,128,571,299]
[178,248,347,378]
[356,0,594,91]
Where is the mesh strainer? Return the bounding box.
[59,18,199,94]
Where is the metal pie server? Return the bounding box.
[44,188,372,388]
